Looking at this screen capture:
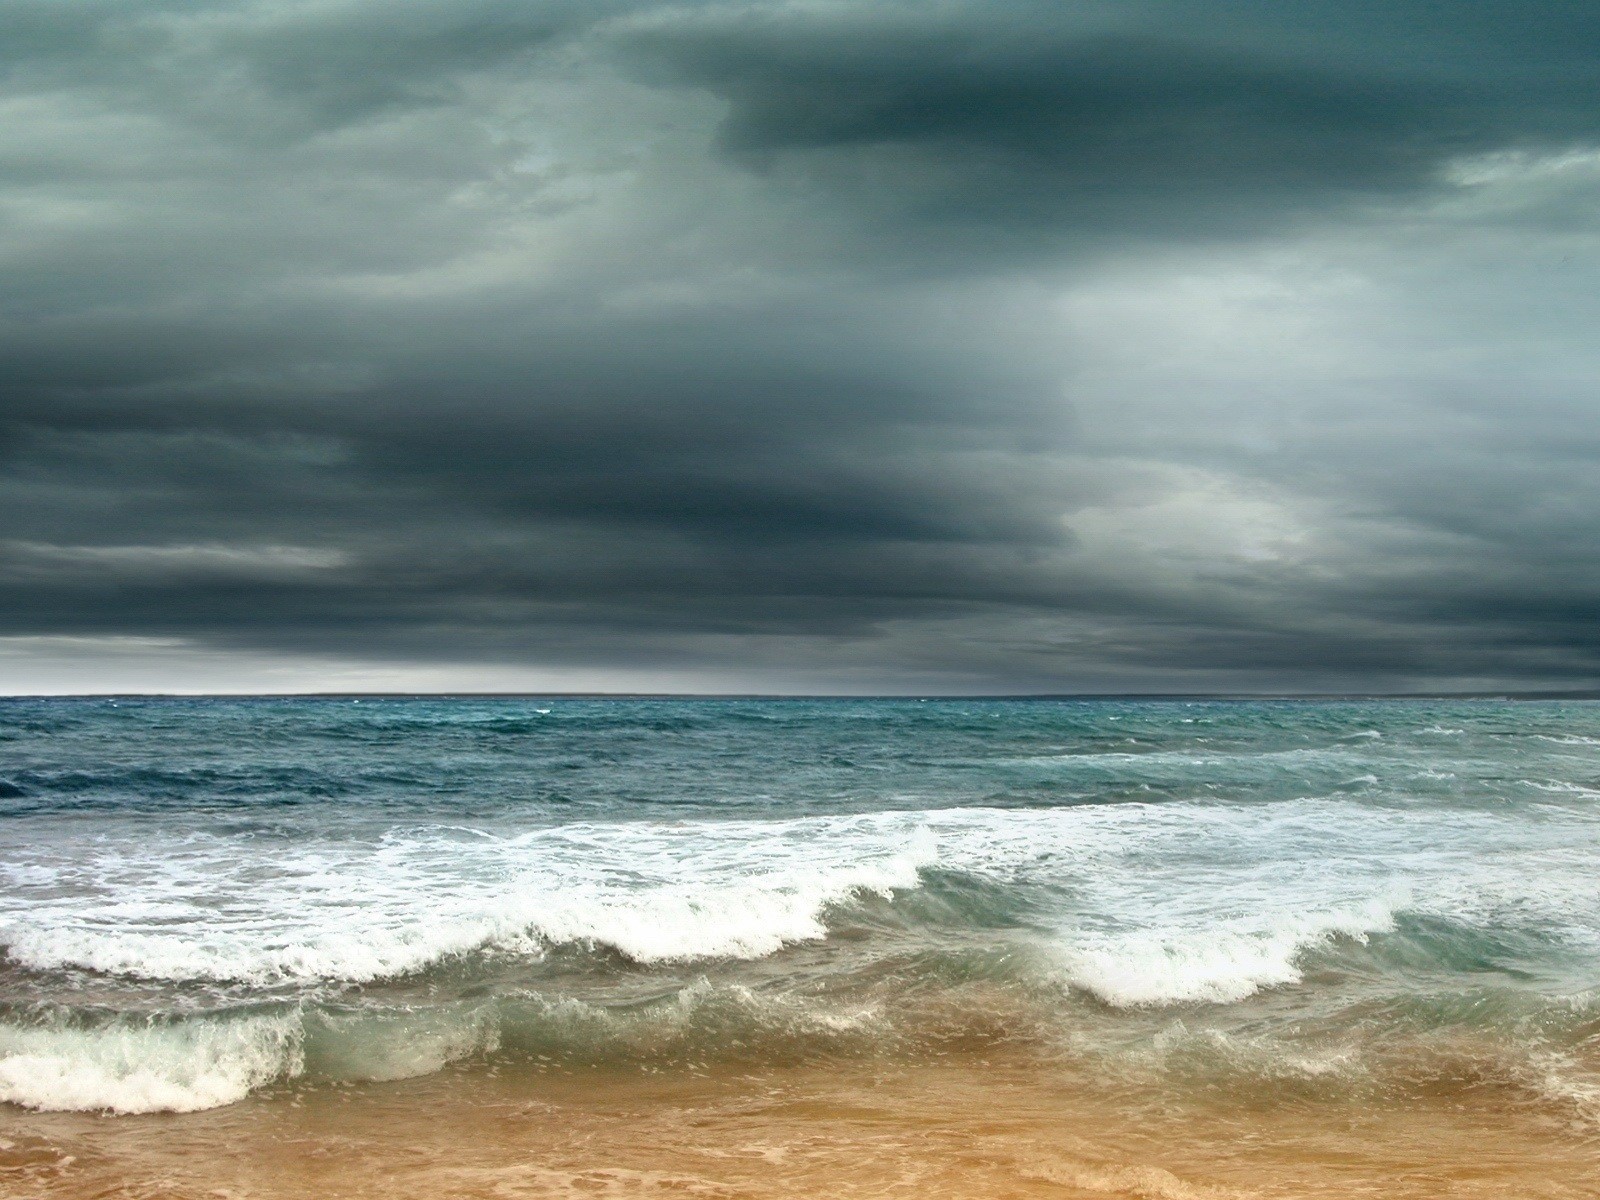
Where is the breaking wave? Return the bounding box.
[1058,899,1398,1007]
[0,1011,302,1114]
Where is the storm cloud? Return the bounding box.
[3,0,1600,692]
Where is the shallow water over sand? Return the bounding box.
[3,1051,1596,1199]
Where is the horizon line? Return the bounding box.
[4,690,1600,701]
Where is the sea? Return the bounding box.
[0,696,1596,1198]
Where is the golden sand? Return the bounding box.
[2,1049,1594,1199]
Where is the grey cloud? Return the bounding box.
[1,0,1599,691]
[2,0,614,141]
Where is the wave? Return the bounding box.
[1523,779,1600,798]
[513,841,930,964]
[5,794,1598,994]
[0,982,889,1114]
[2,923,1594,1116]
[0,800,1301,987]
[0,1000,540,1114]
[305,1003,499,1082]
[1056,899,1398,1007]
[1016,746,1369,769]
[0,829,936,984]
[7,974,1592,1121]
[0,1011,301,1114]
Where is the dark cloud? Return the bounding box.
[614,5,1600,266]
[2,0,1599,691]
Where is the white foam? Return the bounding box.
[1019,746,1365,769]
[1528,1051,1600,1128]
[0,1003,524,1112]
[521,847,927,964]
[1019,1157,1245,1199]
[2,791,1598,1000]
[0,1012,301,1114]
[1524,779,1600,799]
[1058,899,1397,1007]
[0,821,937,983]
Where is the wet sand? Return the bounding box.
[3,1049,1595,1199]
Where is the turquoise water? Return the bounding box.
[0,697,1596,1117]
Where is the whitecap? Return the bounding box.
[1056,898,1398,1007]
[0,821,937,983]
[0,1012,301,1114]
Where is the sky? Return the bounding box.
[3,0,1600,694]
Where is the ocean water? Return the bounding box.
[0,696,1596,1114]
[0,696,1597,1197]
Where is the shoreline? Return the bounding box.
[3,1051,1596,1199]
